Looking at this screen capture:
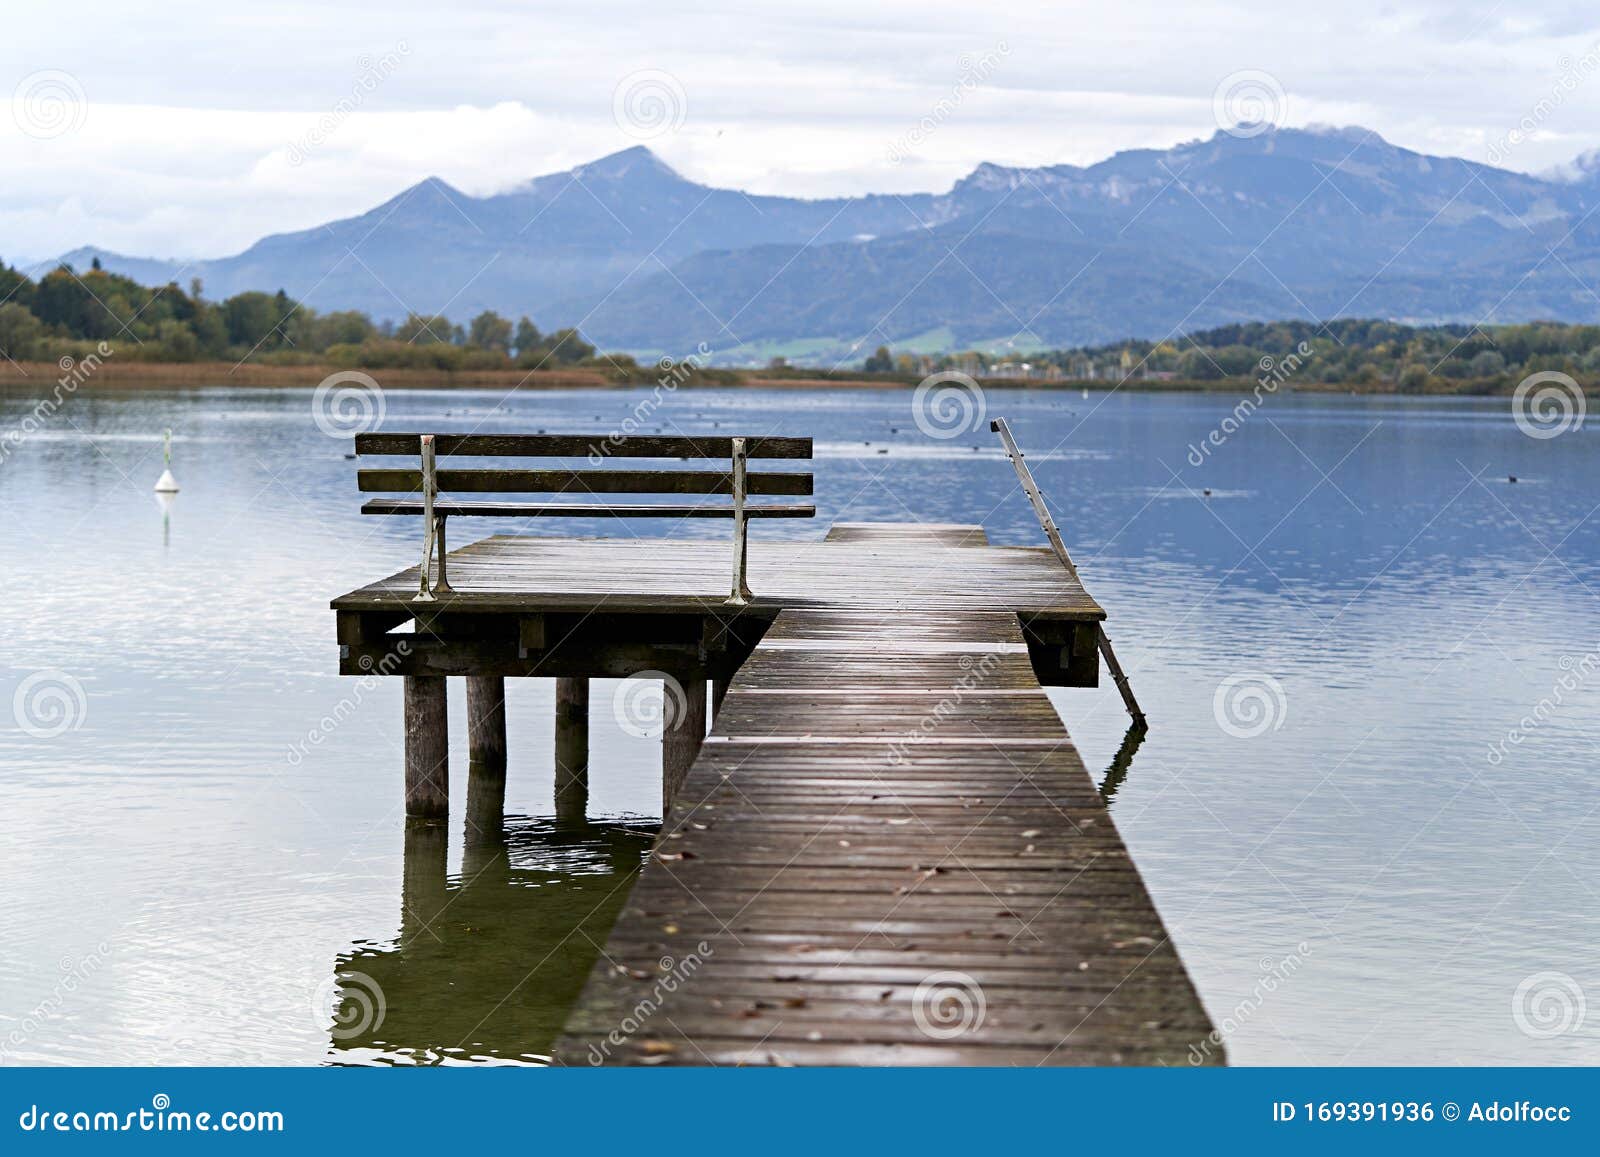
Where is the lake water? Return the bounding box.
[1,383,1596,1066]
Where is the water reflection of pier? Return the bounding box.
[327,815,652,1065]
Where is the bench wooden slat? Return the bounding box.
[357,468,813,497]
[354,434,813,459]
[361,500,817,519]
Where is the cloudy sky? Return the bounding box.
[7,0,1600,262]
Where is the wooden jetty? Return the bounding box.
[332,434,1220,1066]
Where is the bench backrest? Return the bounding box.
[352,432,814,604]
[354,433,813,507]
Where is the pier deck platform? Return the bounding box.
[332,520,1218,1064]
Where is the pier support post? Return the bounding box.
[662,674,707,817]
[465,676,507,839]
[711,673,731,719]
[555,677,590,825]
[403,675,449,818]
[466,675,508,776]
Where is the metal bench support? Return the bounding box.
[415,435,451,600]
[726,436,753,606]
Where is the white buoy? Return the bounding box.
[154,428,180,493]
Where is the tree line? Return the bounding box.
[0,259,612,372]
[863,318,1600,390]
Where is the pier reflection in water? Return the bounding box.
[326,814,654,1065]
[1097,722,1147,802]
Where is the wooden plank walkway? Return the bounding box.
[555,524,1219,1065]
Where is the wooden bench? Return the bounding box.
[353,433,815,605]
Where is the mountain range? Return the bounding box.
[46,127,1600,362]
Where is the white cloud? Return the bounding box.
[6,0,1600,259]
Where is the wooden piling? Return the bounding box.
[464,678,505,844]
[466,676,508,776]
[661,674,707,816]
[403,675,450,818]
[554,676,590,824]
[464,675,507,840]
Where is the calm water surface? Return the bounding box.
[1,384,1596,1065]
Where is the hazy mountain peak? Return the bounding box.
[369,174,471,212]
[571,145,681,183]
[956,161,1027,194]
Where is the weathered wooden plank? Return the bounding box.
[361,500,816,518]
[824,522,989,547]
[354,433,813,459]
[357,468,814,496]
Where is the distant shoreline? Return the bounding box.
[0,358,1520,395]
